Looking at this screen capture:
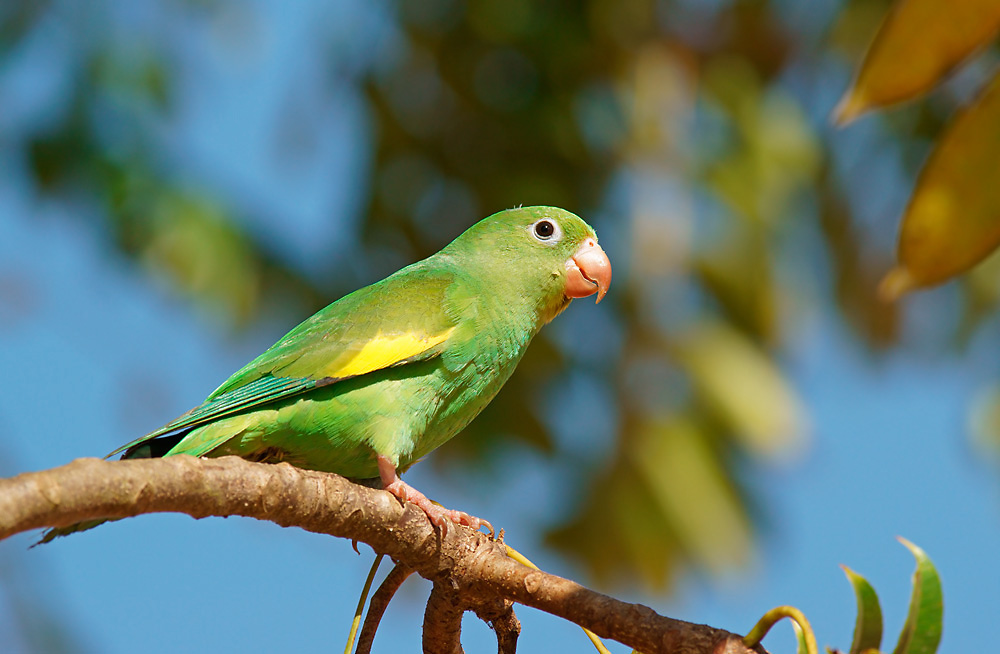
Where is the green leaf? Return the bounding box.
[841,565,883,654]
[892,538,943,654]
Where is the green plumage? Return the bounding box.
[42,206,601,542]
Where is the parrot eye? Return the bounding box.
[532,219,559,242]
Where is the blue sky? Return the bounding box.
[2,1,999,652]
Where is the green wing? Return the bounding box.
[107,376,318,457]
[110,264,469,458]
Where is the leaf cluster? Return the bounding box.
[745,539,942,654]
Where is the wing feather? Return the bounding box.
[111,265,464,458]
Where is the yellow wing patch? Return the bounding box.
[321,328,455,380]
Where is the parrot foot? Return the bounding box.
[377,455,494,537]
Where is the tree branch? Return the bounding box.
[0,456,765,654]
[482,602,520,654]
[423,583,465,654]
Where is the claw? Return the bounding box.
[377,455,492,535]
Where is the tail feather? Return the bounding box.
[35,518,118,546]
[35,420,249,545]
[121,433,187,459]
[36,375,307,545]
[35,433,191,545]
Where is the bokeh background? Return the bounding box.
[2,0,1000,652]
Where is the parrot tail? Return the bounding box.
[34,518,117,546]
[119,433,187,459]
[34,434,189,545]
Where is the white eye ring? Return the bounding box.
[530,219,561,243]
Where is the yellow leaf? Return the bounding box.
[674,322,808,459]
[969,384,1000,459]
[882,70,1000,297]
[835,0,1000,124]
[630,416,752,573]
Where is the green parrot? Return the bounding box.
[42,206,610,541]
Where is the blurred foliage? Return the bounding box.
[834,0,1000,123]
[20,26,331,324]
[836,0,1000,301]
[837,0,1000,485]
[881,72,1000,297]
[6,0,1000,601]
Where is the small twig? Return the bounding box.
[356,563,415,654]
[466,593,520,654]
[423,583,465,654]
[485,604,520,654]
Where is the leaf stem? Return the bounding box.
[344,552,384,654]
[505,544,613,654]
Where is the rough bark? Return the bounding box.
[482,603,520,654]
[423,584,466,654]
[0,456,766,654]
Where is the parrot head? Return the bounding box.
[443,206,611,323]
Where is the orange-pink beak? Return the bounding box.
[564,238,611,303]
